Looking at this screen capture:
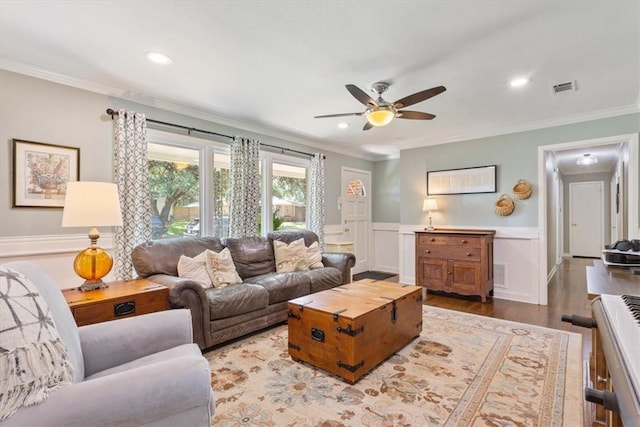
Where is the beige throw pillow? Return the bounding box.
[306,241,324,269]
[177,250,212,288]
[273,238,309,273]
[205,248,242,288]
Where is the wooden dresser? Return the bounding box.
[415,229,495,302]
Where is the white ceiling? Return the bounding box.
[1,1,639,160]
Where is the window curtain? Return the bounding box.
[309,153,326,250]
[113,108,150,280]
[229,137,261,238]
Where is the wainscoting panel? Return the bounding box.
[397,225,542,304]
[372,223,399,274]
[0,233,117,289]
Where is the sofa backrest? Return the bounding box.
[223,236,275,279]
[132,237,224,277]
[268,230,319,247]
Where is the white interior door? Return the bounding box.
[569,181,604,257]
[341,168,371,274]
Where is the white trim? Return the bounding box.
[396,104,640,152]
[0,233,115,257]
[397,224,539,240]
[1,58,380,162]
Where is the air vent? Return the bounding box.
[552,81,577,94]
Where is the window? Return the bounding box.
[147,143,200,239]
[272,162,307,231]
[147,130,310,239]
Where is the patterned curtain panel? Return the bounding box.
[229,137,261,238]
[309,153,326,250]
[113,108,150,280]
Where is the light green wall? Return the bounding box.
[372,158,400,223]
[0,70,372,237]
[396,113,640,227]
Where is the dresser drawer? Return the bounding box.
[418,245,481,261]
[416,234,481,248]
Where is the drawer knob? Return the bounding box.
[448,271,452,275]
[430,238,435,242]
[461,239,467,243]
[425,250,430,253]
[466,253,472,256]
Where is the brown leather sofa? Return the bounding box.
[132,230,355,349]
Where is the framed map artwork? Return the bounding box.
[12,139,80,208]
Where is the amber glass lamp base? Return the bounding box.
[73,245,113,292]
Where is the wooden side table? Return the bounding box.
[63,279,169,326]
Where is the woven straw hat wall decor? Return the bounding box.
[512,179,532,200]
[494,179,532,216]
[494,194,515,216]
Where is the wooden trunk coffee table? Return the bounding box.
[287,279,423,383]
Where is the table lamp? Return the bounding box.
[62,181,123,291]
[422,198,438,231]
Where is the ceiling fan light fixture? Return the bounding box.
[365,107,395,127]
[576,153,598,166]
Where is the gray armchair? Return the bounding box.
[2,261,214,427]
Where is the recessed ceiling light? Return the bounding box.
[145,51,172,65]
[337,123,349,129]
[510,77,531,88]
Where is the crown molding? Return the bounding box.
[0,58,378,162]
[396,104,640,152]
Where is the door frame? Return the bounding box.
[341,167,372,274]
[538,133,639,305]
[568,180,604,257]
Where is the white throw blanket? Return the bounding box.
[0,266,73,420]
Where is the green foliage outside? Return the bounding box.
[149,160,307,237]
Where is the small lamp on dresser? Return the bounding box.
[422,198,438,231]
[62,181,123,291]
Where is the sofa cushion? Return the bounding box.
[223,237,275,279]
[306,241,324,269]
[132,237,224,277]
[205,248,242,288]
[246,272,311,304]
[207,284,269,320]
[177,250,212,288]
[301,267,343,293]
[273,238,309,273]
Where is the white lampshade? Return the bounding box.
[422,198,438,212]
[62,181,123,227]
[365,108,395,127]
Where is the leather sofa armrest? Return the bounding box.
[321,252,356,284]
[146,274,212,349]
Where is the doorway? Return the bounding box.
[538,133,639,305]
[569,181,604,257]
[341,167,371,275]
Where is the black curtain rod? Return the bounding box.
[106,108,322,159]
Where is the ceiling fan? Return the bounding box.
[314,82,446,131]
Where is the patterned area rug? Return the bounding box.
[206,306,582,426]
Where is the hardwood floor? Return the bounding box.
[389,256,596,426]
[392,257,594,357]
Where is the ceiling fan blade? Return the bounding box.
[393,86,446,109]
[397,110,436,120]
[363,121,373,131]
[314,112,363,119]
[346,84,378,107]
